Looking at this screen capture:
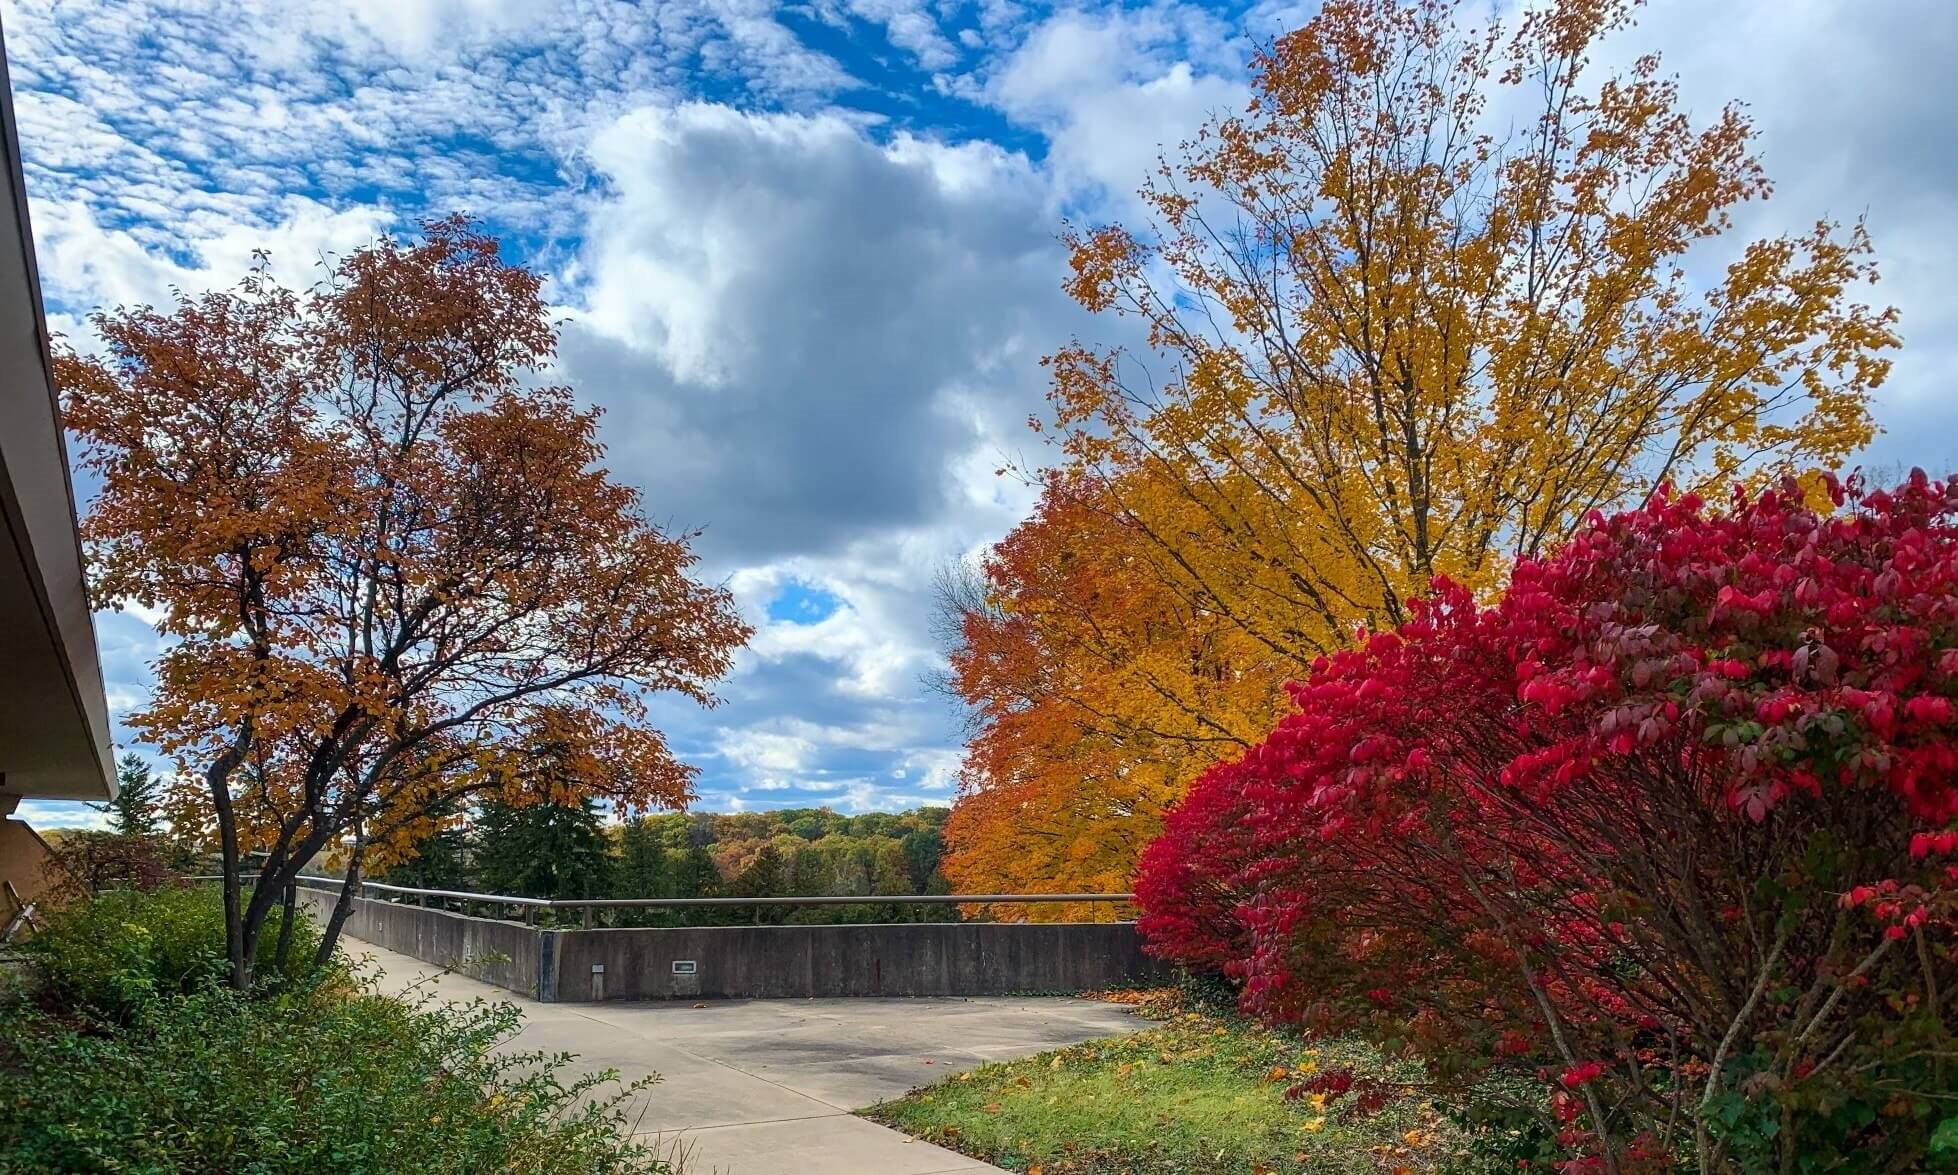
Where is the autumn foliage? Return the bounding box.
[941,473,1284,917]
[944,0,1897,902]
[60,218,751,986]
[1137,474,1958,1171]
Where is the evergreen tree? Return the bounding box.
[617,818,669,897]
[471,799,614,901]
[93,752,164,838]
[674,845,718,897]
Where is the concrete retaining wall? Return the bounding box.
[298,887,1167,1002]
[553,921,1169,1001]
[296,888,542,998]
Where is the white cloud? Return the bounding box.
[980,3,1247,212]
[817,0,963,71]
[13,0,1958,820]
[32,196,393,318]
[1578,0,1958,472]
[561,100,1081,564]
[15,800,111,831]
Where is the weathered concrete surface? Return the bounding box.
[297,888,540,997]
[343,936,1144,1175]
[299,889,1170,1002]
[557,921,1170,1001]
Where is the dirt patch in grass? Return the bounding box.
[863,1001,1486,1173]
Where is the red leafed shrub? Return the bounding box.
[1133,755,1260,976]
[1137,473,1958,1172]
[43,832,180,904]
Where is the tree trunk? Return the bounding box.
[314,823,367,970]
[273,879,298,972]
[205,748,250,991]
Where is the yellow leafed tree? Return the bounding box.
[944,0,1899,904]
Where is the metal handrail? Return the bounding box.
[195,873,1133,910]
[298,877,553,907]
[549,893,1132,909]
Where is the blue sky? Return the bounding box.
[5,0,1956,826]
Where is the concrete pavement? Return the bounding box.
[345,936,1143,1174]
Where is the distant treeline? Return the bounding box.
[376,802,954,926]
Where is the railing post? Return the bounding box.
[581,905,592,930]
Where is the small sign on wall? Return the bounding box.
[671,958,701,998]
[672,960,697,975]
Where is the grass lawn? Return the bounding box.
[863,995,1490,1174]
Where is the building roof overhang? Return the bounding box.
[0,29,116,802]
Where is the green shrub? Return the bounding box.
[0,981,671,1173]
[2,881,670,1172]
[20,884,316,1022]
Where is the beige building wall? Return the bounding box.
[0,794,56,928]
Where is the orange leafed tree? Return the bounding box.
[942,471,1287,920]
[60,218,752,985]
[944,0,1898,904]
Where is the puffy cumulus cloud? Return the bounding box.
[688,695,966,810]
[1603,0,1958,473]
[978,2,1248,212]
[14,799,110,832]
[562,101,1080,563]
[7,0,1044,819]
[32,196,394,328]
[658,429,1047,807]
[967,0,1958,475]
[714,727,823,784]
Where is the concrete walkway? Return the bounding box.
[346,937,1143,1174]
